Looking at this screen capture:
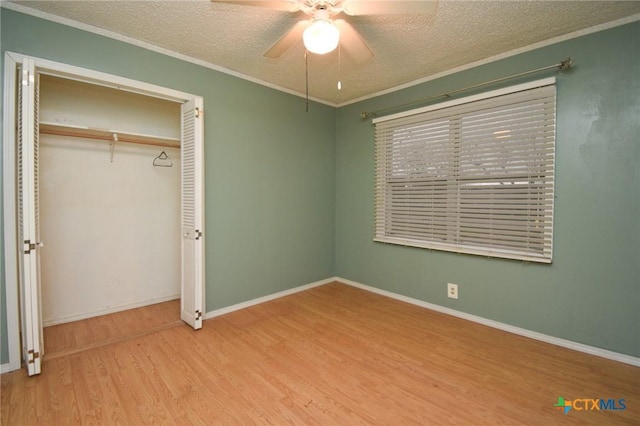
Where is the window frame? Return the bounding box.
[373,78,556,263]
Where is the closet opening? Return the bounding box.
[39,74,182,357]
[3,52,205,375]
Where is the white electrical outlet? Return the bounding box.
[447,283,458,299]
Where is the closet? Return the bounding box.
[4,53,205,376]
[38,74,182,326]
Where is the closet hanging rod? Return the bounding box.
[40,122,180,149]
[360,57,573,119]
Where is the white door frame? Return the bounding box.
[2,51,206,373]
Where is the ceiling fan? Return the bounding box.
[211,1,438,63]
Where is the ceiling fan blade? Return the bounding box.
[264,20,310,58]
[334,19,373,64]
[210,0,301,12]
[342,0,437,16]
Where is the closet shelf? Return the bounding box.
[40,122,181,149]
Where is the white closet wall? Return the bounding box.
[39,75,182,325]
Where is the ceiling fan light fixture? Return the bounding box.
[303,19,340,54]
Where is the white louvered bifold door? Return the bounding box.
[18,59,43,375]
[180,98,204,329]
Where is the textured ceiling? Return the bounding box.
[6,0,640,105]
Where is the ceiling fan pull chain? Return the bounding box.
[338,43,342,90]
[305,49,309,113]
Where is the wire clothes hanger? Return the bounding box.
[153,150,173,167]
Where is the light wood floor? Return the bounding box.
[2,283,639,425]
[42,299,181,359]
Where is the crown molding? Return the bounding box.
[337,13,640,107]
[1,2,336,107]
[3,3,638,109]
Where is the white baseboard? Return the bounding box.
[204,277,337,320]
[202,276,639,366]
[336,277,640,367]
[7,276,636,373]
[43,294,180,327]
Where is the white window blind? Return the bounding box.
[374,78,556,263]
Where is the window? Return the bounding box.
[374,78,556,263]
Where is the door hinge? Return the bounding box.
[23,240,43,254]
[195,310,202,321]
[22,71,30,87]
[27,349,40,364]
[24,240,36,254]
[195,230,203,240]
[195,107,203,118]
[22,70,35,86]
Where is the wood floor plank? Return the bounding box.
[42,299,181,357]
[2,282,639,425]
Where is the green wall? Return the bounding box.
[0,9,336,364]
[2,8,638,367]
[336,22,640,357]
